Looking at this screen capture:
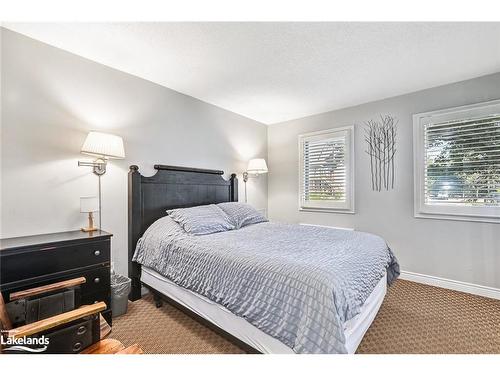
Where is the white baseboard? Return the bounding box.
[299,223,354,231]
[399,270,500,300]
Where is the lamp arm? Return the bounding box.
[78,158,107,176]
[78,161,97,167]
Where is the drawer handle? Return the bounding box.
[73,342,82,352]
[94,277,100,284]
[77,326,87,335]
[94,250,101,256]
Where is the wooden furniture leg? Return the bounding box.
[153,293,163,308]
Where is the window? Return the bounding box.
[413,100,500,223]
[298,126,354,213]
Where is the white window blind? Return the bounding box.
[413,100,500,223]
[299,126,354,212]
[424,115,500,206]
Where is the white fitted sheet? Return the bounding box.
[141,267,386,354]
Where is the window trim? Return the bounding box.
[298,125,355,214]
[413,99,500,224]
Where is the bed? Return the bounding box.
[128,164,399,354]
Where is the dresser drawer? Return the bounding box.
[42,315,100,353]
[2,266,111,301]
[78,266,111,295]
[81,288,111,307]
[80,289,111,309]
[0,240,110,284]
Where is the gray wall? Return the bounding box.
[0,28,268,275]
[268,72,500,288]
[2,27,499,289]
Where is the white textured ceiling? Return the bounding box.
[4,22,500,124]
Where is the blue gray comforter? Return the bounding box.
[133,217,399,353]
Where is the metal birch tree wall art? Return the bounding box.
[364,115,398,191]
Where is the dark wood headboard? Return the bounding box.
[127,164,238,300]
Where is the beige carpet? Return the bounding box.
[109,279,500,354]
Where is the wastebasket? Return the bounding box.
[111,272,131,317]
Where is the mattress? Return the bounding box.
[134,218,399,353]
[141,266,387,354]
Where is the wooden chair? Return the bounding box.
[1,277,142,354]
[0,278,106,354]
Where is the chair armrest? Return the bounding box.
[9,277,87,301]
[10,277,87,301]
[6,302,106,339]
[117,344,143,354]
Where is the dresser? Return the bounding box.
[0,230,113,326]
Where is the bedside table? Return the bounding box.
[0,230,113,326]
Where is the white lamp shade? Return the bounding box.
[81,131,125,159]
[247,158,268,174]
[80,196,99,213]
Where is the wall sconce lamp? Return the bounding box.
[78,131,125,229]
[243,158,268,203]
[78,132,125,175]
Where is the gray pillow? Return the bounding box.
[166,204,235,235]
[217,202,268,229]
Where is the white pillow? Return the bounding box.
[216,202,268,229]
[166,204,235,235]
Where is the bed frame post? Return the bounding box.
[230,173,238,202]
[128,165,143,301]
